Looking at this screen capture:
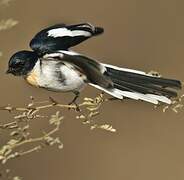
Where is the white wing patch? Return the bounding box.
[43,53,64,59]
[47,28,91,38]
[57,50,81,56]
[43,51,81,57]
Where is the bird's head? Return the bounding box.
[7,50,38,76]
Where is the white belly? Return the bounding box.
[54,64,87,92]
[26,60,87,92]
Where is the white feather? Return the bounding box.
[146,94,171,104]
[102,63,155,76]
[89,83,162,104]
[114,89,159,104]
[47,28,91,38]
[89,83,123,99]
[43,53,64,59]
[91,84,173,104]
[44,51,81,59]
[57,50,80,56]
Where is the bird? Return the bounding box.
[7,22,182,105]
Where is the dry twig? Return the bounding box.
[0,94,116,165]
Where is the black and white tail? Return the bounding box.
[91,63,182,104]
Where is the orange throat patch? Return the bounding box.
[25,71,39,87]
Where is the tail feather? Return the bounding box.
[146,94,171,104]
[89,83,162,104]
[89,83,123,99]
[93,27,104,36]
[92,63,182,104]
[104,63,182,89]
[112,78,178,97]
[114,88,161,104]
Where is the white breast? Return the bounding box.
[28,60,87,92]
[58,62,87,91]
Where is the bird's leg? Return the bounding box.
[68,92,80,111]
[49,96,58,105]
[68,92,80,105]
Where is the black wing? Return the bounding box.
[42,52,113,89]
[30,23,104,56]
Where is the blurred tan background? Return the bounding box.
[1,0,184,179]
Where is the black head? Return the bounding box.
[7,50,38,76]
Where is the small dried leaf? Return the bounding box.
[0,19,18,31]
[7,139,19,146]
[163,106,169,113]
[0,0,14,6]
[10,131,19,136]
[172,104,183,113]
[87,106,99,111]
[91,124,116,132]
[0,145,12,157]
[76,115,85,119]
[58,144,63,149]
[84,97,94,102]
[22,125,30,131]
[2,158,7,164]
[88,111,99,118]
[0,155,4,161]
[49,111,63,125]
[13,176,22,180]
[147,70,162,77]
[27,103,34,107]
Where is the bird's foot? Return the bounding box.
[68,101,81,112]
[68,92,81,111]
[49,97,58,105]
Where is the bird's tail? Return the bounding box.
[90,63,182,105]
[84,23,104,36]
[93,26,104,36]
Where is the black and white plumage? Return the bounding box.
[30,23,104,56]
[7,23,182,105]
[7,50,181,105]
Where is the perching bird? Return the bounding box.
[7,23,182,105]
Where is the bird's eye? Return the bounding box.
[14,60,24,67]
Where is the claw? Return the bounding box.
[49,97,58,105]
[68,92,81,111]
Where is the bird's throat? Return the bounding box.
[25,70,39,87]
